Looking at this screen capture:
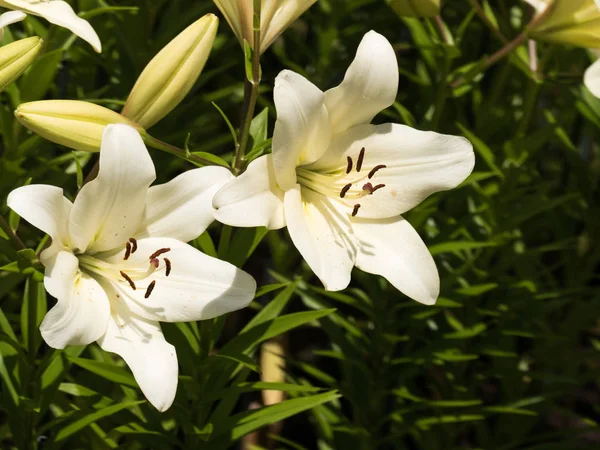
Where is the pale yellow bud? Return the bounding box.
[388,0,441,18]
[213,0,317,54]
[526,0,600,48]
[16,100,145,152]
[0,36,42,92]
[121,14,219,129]
[260,340,286,406]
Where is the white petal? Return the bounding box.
[2,0,101,52]
[69,125,155,253]
[0,11,26,40]
[7,184,71,247]
[324,31,399,134]
[213,155,286,230]
[100,238,256,322]
[353,216,439,305]
[273,70,331,190]
[138,166,234,242]
[40,251,111,348]
[312,123,475,219]
[284,185,355,291]
[585,59,600,98]
[97,303,177,412]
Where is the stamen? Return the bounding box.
[352,204,361,217]
[346,156,353,174]
[129,237,138,254]
[362,182,374,194]
[340,183,352,198]
[164,258,172,277]
[368,164,387,179]
[356,147,365,172]
[120,271,136,290]
[124,242,131,260]
[149,248,171,260]
[372,184,386,192]
[144,280,156,299]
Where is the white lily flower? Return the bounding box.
[8,124,256,411]
[0,0,101,52]
[213,31,474,305]
[0,10,26,40]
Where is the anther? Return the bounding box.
[368,164,386,179]
[340,183,352,198]
[149,248,171,260]
[144,280,156,299]
[362,182,374,194]
[352,204,361,217]
[164,258,172,277]
[372,184,386,192]
[129,237,138,254]
[124,242,131,260]
[346,156,353,174]
[356,147,365,172]
[120,271,136,290]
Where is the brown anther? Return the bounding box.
[120,271,136,290]
[340,183,352,198]
[164,258,172,277]
[149,248,171,260]
[362,182,374,194]
[356,147,366,172]
[368,164,387,179]
[372,184,386,193]
[352,204,361,217]
[346,156,353,174]
[124,242,132,260]
[144,280,156,299]
[129,237,138,254]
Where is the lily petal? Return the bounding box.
[7,184,71,247]
[69,124,156,253]
[102,238,256,323]
[273,70,331,190]
[324,31,399,135]
[0,11,26,40]
[284,185,355,291]
[97,302,177,412]
[40,251,111,348]
[213,155,286,230]
[139,166,234,242]
[585,58,600,98]
[353,216,439,305]
[312,123,475,219]
[1,0,101,52]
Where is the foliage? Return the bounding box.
[0,0,599,449]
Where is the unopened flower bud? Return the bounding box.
[15,100,145,152]
[121,14,219,129]
[213,0,316,54]
[525,0,600,48]
[0,36,42,92]
[388,0,441,18]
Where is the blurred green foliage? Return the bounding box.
[0,0,599,449]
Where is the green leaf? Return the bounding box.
[20,48,63,102]
[68,357,137,387]
[212,391,340,442]
[212,353,261,374]
[54,401,144,442]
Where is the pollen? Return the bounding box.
[120,271,136,290]
[124,242,132,260]
[164,258,172,277]
[149,248,171,260]
[346,156,353,174]
[144,280,156,299]
[129,237,138,254]
[368,164,386,179]
[356,147,366,172]
[340,183,353,198]
[352,204,361,217]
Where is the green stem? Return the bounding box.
[0,215,26,250]
[468,0,508,43]
[144,135,230,169]
[233,0,262,175]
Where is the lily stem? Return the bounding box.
[233,0,262,176]
[144,134,230,169]
[0,215,26,251]
[468,0,508,43]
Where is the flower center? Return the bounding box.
[77,238,173,299]
[295,147,387,217]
